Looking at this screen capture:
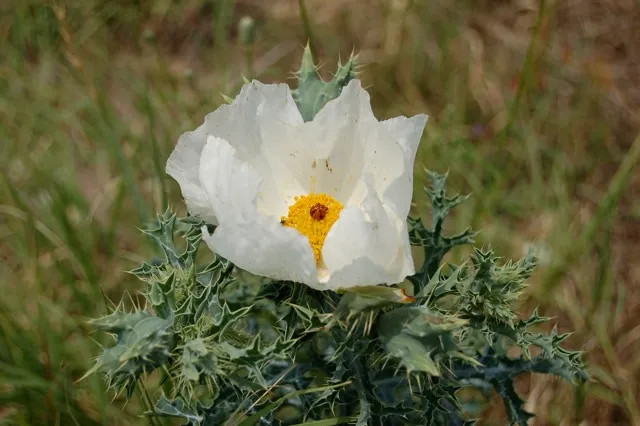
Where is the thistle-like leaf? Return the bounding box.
[293,44,358,121]
[134,210,208,276]
[378,306,476,376]
[180,338,219,382]
[87,311,173,397]
[479,316,588,383]
[335,285,415,320]
[151,396,204,425]
[457,248,538,327]
[408,171,475,294]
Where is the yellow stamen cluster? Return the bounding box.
[281,193,343,263]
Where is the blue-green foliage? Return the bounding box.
[292,44,357,122]
[86,311,173,398]
[86,49,586,425]
[87,171,586,425]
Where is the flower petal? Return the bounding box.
[319,217,413,290]
[321,178,402,289]
[300,80,375,200]
[303,81,414,220]
[387,217,415,280]
[261,79,377,203]
[380,115,428,170]
[167,81,306,222]
[320,257,391,290]
[378,114,428,218]
[166,131,218,225]
[204,81,306,217]
[204,81,303,158]
[199,136,317,284]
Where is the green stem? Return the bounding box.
[142,84,168,210]
[351,356,372,424]
[298,0,317,58]
[236,381,352,426]
[498,0,547,145]
[136,382,159,426]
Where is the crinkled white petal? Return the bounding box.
[166,81,305,222]
[199,136,317,283]
[296,80,375,200]
[205,81,307,217]
[320,257,391,290]
[379,114,428,219]
[301,80,426,222]
[394,219,416,279]
[320,178,403,289]
[380,115,429,170]
[166,130,219,225]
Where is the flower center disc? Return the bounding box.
[281,193,343,263]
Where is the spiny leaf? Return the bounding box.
[150,396,204,425]
[180,338,219,382]
[335,285,415,320]
[378,306,475,375]
[293,44,358,121]
[139,210,207,270]
[408,171,475,294]
[457,248,538,327]
[140,209,181,266]
[416,262,472,301]
[86,311,173,398]
[237,381,352,426]
[453,353,587,384]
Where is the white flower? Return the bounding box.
[166,80,427,291]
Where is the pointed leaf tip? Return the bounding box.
[298,43,318,78]
[293,47,359,121]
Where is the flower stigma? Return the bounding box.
[310,203,328,220]
[281,193,343,263]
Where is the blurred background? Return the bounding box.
[1,0,639,424]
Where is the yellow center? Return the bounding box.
[280,193,344,263]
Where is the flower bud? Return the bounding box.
[238,16,256,46]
